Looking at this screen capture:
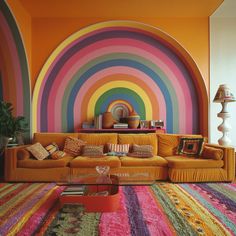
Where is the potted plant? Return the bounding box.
[0,101,28,149]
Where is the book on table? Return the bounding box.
[61,185,86,196]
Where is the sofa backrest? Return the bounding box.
[157,133,203,157]
[33,133,78,149]
[118,133,158,155]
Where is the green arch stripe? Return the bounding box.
[95,87,146,119]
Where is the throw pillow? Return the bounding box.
[82,145,104,157]
[128,144,153,158]
[51,150,66,160]
[176,138,204,156]
[26,142,49,160]
[45,142,59,154]
[201,146,223,160]
[63,137,86,157]
[107,143,130,155]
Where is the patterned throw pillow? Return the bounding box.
[26,142,49,160]
[176,138,204,156]
[63,137,86,157]
[128,144,153,158]
[107,143,130,155]
[82,145,104,157]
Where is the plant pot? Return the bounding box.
[0,136,10,149]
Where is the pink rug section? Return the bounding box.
[99,187,131,236]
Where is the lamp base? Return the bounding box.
[217,104,231,146]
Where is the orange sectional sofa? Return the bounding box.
[4,132,235,183]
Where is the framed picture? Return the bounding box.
[140,120,149,129]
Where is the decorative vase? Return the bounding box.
[102,112,116,129]
[127,111,140,129]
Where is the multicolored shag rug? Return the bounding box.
[0,182,236,235]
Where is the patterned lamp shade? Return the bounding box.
[213,84,236,103]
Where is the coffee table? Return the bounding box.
[59,175,120,212]
[58,174,156,212]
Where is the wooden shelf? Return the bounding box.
[78,128,165,133]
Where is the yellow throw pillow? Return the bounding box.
[158,134,179,157]
[63,136,86,157]
[201,146,223,160]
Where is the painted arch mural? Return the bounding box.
[0,1,30,139]
[33,21,208,135]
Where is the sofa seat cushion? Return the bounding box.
[120,155,168,167]
[70,156,121,168]
[17,156,73,168]
[165,156,224,169]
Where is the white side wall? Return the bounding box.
[210,14,236,147]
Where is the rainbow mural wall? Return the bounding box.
[0,1,30,137]
[33,21,208,135]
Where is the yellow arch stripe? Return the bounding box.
[87,81,152,120]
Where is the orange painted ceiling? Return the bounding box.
[19,0,224,18]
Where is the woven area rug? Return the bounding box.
[0,182,236,235]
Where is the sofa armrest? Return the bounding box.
[205,143,235,181]
[4,145,30,181]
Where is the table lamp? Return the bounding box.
[213,84,236,146]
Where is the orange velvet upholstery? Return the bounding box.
[17,156,73,168]
[120,156,168,167]
[70,156,121,168]
[4,132,235,182]
[165,156,224,168]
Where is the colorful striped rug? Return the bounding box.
[0,182,236,235]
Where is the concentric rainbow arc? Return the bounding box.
[33,21,208,135]
[0,2,30,133]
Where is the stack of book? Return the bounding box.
[113,123,128,129]
[60,185,86,196]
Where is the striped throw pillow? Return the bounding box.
[128,144,153,158]
[45,142,59,154]
[108,143,130,154]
